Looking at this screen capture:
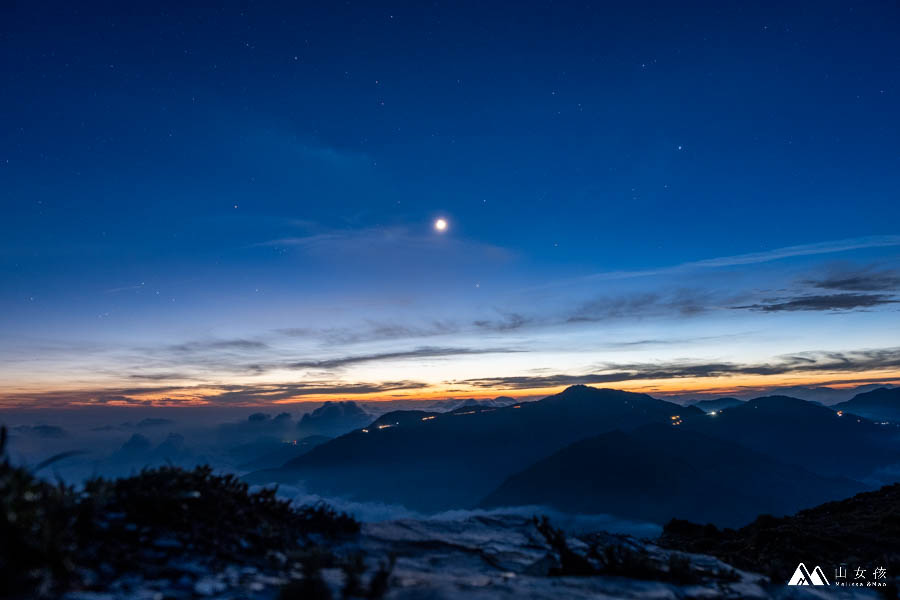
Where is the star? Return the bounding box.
[434,218,448,232]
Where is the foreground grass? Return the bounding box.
[0,426,377,598]
[533,515,738,584]
[660,484,900,597]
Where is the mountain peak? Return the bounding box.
[296,401,372,437]
[832,387,900,421]
[848,386,899,403]
[553,385,649,402]
[744,395,825,411]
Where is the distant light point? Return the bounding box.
[434,218,448,232]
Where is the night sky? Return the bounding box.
[2,1,899,408]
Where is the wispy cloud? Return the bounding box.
[733,293,898,313]
[570,235,900,283]
[271,292,719,348]
[128,372,199,381]
[279,346,524,371]
[473,312,531,332]
[566,289,716,322]
[168,339,270,353]
[679,236,900,268]
[84,343,525,387]
[804,265,900,292]
[276,320,461,345]
[197,381,429,404]
[254,225,512,261]
[458,347,900,389]
[104,282,148,294]
[0,380,431,408]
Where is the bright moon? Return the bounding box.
[434,218,448,232]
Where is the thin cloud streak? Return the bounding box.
[458,347,900,389]
[0,380,431,409]
[131,343,523,379]
[253,225,513,260]
[168,339,270,353]
[804,266,900,292]
[733,293,898,313]
[280,346,524,371]
[536,235,900,289]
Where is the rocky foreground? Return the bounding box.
[1,427,892,600]
[56,512,886,600]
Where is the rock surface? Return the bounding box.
[64,514,881,599]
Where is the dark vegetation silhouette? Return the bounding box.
[276,548,394,600]
[533,515,738,584]
[0,425,381,599]
[660,483,900,596]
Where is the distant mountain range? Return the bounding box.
[111,432,191,467]
[689,397,744,413]
[237,435,331,471]
[832,387,900,422]
[669,383,896,406]
[427,396,518,412]
[248,386,693,510]
[296,401,372,438]
[679,395,898,479]
[245,385,900,527]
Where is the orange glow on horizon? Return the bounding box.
[2,368,900,409]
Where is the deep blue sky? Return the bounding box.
[2,1,899,407]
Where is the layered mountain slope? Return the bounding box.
[833,387,900,422]
[237,435,331,471]
[690,397,744,413]
[661,482,900,584]
[249,386,695,511]
[679,395,899,479]
[480,424,866,527]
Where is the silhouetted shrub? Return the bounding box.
[365,554,395,599]
[660,484,900,594]
[0,426,360,598]
[0,426,82,596]
[533,515,595,575]
[278,550,393,600]
[341,552,366,598]
[279,547,335,600]
[298,501,362,538]
[535,514,735,584]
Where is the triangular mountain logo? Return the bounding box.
[787,563,830,585]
